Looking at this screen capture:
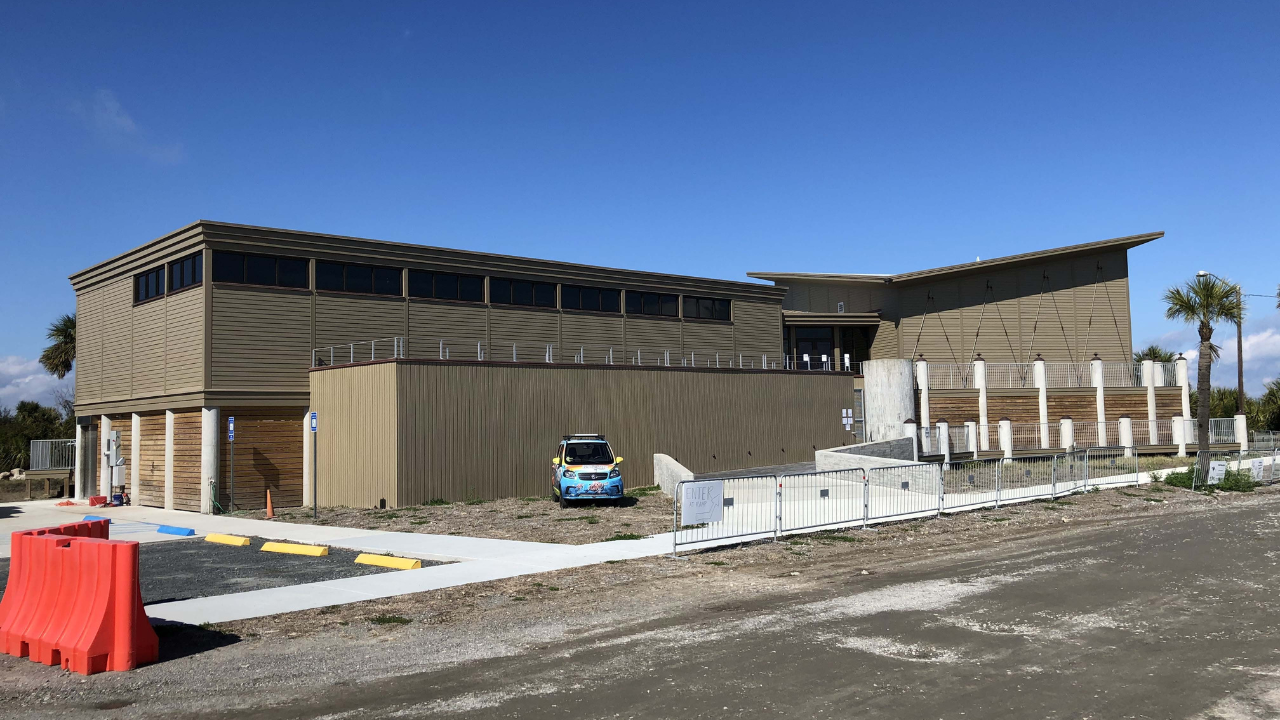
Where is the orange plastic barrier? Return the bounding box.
[0,519,158,675]
[88,495,108,507]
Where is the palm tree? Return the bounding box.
[1132,344,1176,363]
[39,313,76,379]
[1164,276,1242,479]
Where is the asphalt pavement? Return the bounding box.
[240,498,1280,719]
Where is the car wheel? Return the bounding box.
[559,492,569,509]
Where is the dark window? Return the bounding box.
[626,289,681,317]
[434,273,459,300]
[134,265,166,302]
[344,265,373,294]
[512,280,534,306]
[641,292,658,315]
[490,278,512,304]
[407,270,433,298]
[212,251,245,284]
[245,255,276,286]
[534,283,555,308]
[459,275,484,302]
[682,295,732,321]
[660,294,679,317]
[373,267,402,296]
[561,285,620,313]
[168,252,203,293]
[316,261,344,291]
[278,258,308,288]
[625,291,641,315]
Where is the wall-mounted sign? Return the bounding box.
[310,411,318,433]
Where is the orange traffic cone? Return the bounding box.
[265,489,275,520]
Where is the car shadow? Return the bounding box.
[150,621,241,662]
[0,504,24,520]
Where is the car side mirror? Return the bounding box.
[614,457,623,464]
[551,457,560,465]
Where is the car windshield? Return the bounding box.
[564,442,614,465]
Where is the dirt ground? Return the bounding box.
[217,479,1270,639]
[237,485,674,544]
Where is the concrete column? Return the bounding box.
[998,417,1013,459]
[302,409,313,508]
[1173,415,1187,457]
[1033,355,1049,449]
[164,410,175,511]
[98,415,112,497]
[130,413,141,502]
[903,419,919,462]
[937,419,951,468]
[1118,415,1134,458]
[964,421,978,459]
[1060,417,1074,450]
[974,355,989,451]
[915,357,931,453]
[1236,414,1249,452]
[73,423,84,500]
[1176,355,1191,420]
[863,359,915,442]
[1143,360,1157,447]
[1154,360,1167,387]
[1090,356,1107,446]
[200,407,219,514]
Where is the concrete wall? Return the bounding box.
[654,453,694,497]
[863,359,915,441]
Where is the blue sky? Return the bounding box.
[2,1,1279,405]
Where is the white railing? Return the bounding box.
[1101,362,1142,387]
[927,364,975,389]
[313,337,406,367]
[985,363,1036,389]
[30,439,76,471]
[1044,362,1091,388]
[928,361,1183,390]
[1209,418,1237,444]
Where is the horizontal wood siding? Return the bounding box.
[682,322,734,361]
[165,288,204,391]
[560,312,625,363]
[489,307,561,361]
[408,301,488,359]
[171,409,202,512]
[136,413,166,507]
[219,407,306,510]
[625,316,681,358]
[732,300,782,366]
[1045,391,1099,421]
[311,363,398,508]
[132,300,167,396]
[211,287,313,391]
[100,280,133,400]
[75,287,102,404]
[315,294,406,355]
[1104,389,1149,421]
[1155,389,1183,418]
[369,361,859,505]
[985,393,1040,424]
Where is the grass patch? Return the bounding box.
[818,534,864,543]
[604,533,644,541]
[705,560,728,566]
[516,514,535,519]
[410,519,431,525]
[554,515,600,524]
[519,496,546,502]
[369,615,411,625]
[1144,497,1165,503]
[1162,467,1256,492]
[423,498,449,506]
[983,516,1010,522]
[512,596,527,602]
[370,512,400,520]
[626,485,662,498]
[1117,490,1143,498]
[465,498,488,505]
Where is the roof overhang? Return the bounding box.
[782,311,882,327]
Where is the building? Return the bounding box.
[69,221,1160,512]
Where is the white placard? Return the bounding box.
[1208,461,1227,485]
[1251,458,1266,483]
[681,481,724,527]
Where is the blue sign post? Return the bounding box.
[310,411,318,518]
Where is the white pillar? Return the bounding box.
[1118,415,1134,458]
[1034,356,1049,449]
[130,413,141,502]
[937,419,951,468]
[903,419,919,462]
[1176,355,1191,420]
[1143,360,1157,447]
[164,410,175,511]
[98,415,112,497]
[1172,415,1187,457]
[964,421,978,459]
[1090,356,1107,446]
[974,356,989,451]
[302,409,313,508]
[915,357,931,453]
[73,422,85,500]
[1236,414,1248,452]
[1060,417,1074,450]
[200,407,219,514]
[998,417,1013,459]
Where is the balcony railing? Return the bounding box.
[921,361,1183,390]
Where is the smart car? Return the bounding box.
[552,434,624,507]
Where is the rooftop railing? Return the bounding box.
[922,360,1183,390]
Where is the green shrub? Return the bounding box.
[1162,467,1255,492]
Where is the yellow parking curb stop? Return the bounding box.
[261,541,329,557]
[355,553,422,570]
[205,533,251,547]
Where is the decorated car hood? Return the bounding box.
[566,465,615,473]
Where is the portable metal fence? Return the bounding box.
[942,459,1001,512]
[864,464,944,522]
[29,439,77,471]
[672,475,780,554]
[1238,448,1280,485]
[1083,446,1139,488]
[1055,449,1088,494]
[1252,432,1278,451]
[778,468,867,533]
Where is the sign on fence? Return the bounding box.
[1208,461,1227,485]
[1251,458,1266,483]
[680,481,724,526]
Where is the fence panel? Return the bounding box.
[1000,455,1057,503]
[672,476,778,553]
[985,363,1035,389]
[779,469,867,533]
[942,459,1000,512]
[1209,418,1237,444]
[866,464,943,522]
[29,439,77,471]
[927,364,974,390]
[1044,362,1091,388]
[1054,450,1088,494]
[1085,447,1139,487]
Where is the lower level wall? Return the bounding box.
[218,407,307,511]
[924,387,1184,425]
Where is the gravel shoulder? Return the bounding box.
[2,481,1276,719]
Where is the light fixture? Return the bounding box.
[1196,270,1209,277]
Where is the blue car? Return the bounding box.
[552,434,624,507]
